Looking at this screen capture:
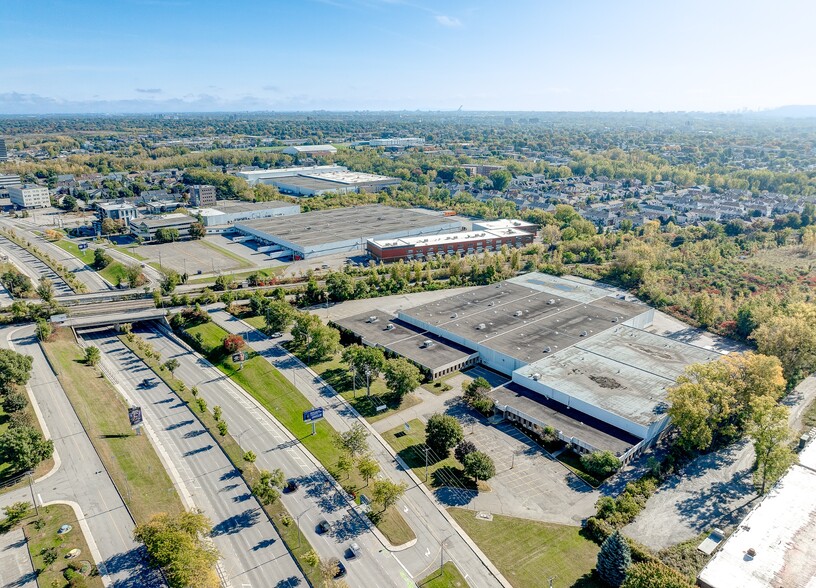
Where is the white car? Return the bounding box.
[349,542,362,559]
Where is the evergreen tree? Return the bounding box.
[597,531,631,587]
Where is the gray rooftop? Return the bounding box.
[490,384,639,455]
[334,310,476,372]
[272,175,350,192]
[213,200,295,213]
[236,205,461,249]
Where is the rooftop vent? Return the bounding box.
[547,299,555,305]
[421,340,434,348]
[514,310,523,317]
[385,323,395,331]
[476,323,486,330]
[543,346,551,353]
[367,316,379,323]
[451,313,458,319]
[580,331,588,337]
[611,318,618,323]
[532,373,541,381]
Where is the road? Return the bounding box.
[135,321,419,588]
[0,234,73,296]
[81,329,306,588]
[0,324,161,588]
[209,308,508,588]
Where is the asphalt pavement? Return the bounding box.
[0,234,73,296]
[0,324,161,588]
[81,329,306,588]
[135,321,419,588]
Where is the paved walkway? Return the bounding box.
[373,383,465,434]
[0,528,37,588]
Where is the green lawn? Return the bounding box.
[419,561,469,588]
[54,239,132,286]
[187,267,286,286]
[421,371,468,396]
[43,329,184,524]
[183,321,416,546]
[382,419,475,490]
[448,508,603,588]
[186,321,230,354]
[53,239,95,265]
[24,503,104,588]
[243,315,266,330]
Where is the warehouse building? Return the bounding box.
[235,165,400,195]
[697,440,816,588]
[189,200,300,227]
[234,204,462,260]
[282,144,337,157]
[339,272,722,460]
[237,165,345,186]
[367,226,534,262]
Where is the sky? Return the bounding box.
[2,0,816,114]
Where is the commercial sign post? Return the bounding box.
[128,406,143,435]
[302,407,324,436]
[78,243,89,251]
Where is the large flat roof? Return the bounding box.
[490,383,639,455]
[698,440,816,588]
[272,176,350,192]
[335,310,476,372]
[369,227,531,249]
[299,170,398,185]
[236,205,461,249]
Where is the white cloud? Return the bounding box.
[435,15,462,28]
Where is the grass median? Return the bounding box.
[418,561,469,588]
[42,329,184,524]
[448,508,602,588]
[54,239,130,287]
[182,320,415,546]
[119,332,327,588]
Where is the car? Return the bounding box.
[316,519,330,534]
[271,331,283,338]
[349,542,362,559]
[138,378,153,388]
[283,479,299,493]
[329,558,346,578]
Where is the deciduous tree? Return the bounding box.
[357,454,380,486]
[335,423,369,459]
[0,426,54,472]
[462,450,495,484]
[371,479,407,513]
[748,395,796,494]
[252,469,285,505]
[425,413,463,459]
[84,346,101,367]
[383,358,421,398]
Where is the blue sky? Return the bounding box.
[2,0,815,113]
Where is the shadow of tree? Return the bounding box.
[98,546,161,588]
[274,576,302,588]
[328,511,367,542]
[210,508,261,536]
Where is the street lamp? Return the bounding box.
[296,506,313,549]
[440,534,454,575]
[364,368,371,397]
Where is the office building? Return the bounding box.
[9,184,50,209]
[0,174,22,189]
[189,184,217,207]
[0,138,7,161]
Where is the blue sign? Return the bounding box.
[302,408,324,422]
[78,243,89,250]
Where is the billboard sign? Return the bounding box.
[128,406,143,428]
[78,243,89,251]
[302,407,324,422]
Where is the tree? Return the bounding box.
[326,271,355,302]
[2,390,29,414]
[753,311,816,385]
[383,358,421,398]
[161,272,180,295]
[100,218,117,235]
[163,358,180,374]
[133,510,220,588]
[3,501,32,525]
[222,334,244,354]
[35,278,54,302]
[291,313,339,362]
[454,440,476,463]
[124,264,145,287]
[371,479,407,513]
[425,413,463,459]
[0,425,54,472]
[580,451,621,479]
[720,352,786,416]
[357,454,380,486]
[243,450,256,463]
[84,346,101,367]
[189,222,206,240]
[489,169,512,191]
[1,270,32,297]
[596,531,631,587]
[748,395,796,494]
[0,349,33,391]
[621,561,693,588]
[335,453,353,480]
[263,299,294,333]
[342,345,386,396]
[252,469,285,505]
[335,422,369,459]
[35,318,52,341]
[155,228,180,243]
[462,450,495,484]
[92,248,112,270]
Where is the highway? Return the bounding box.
[210,308,508,588]
[0,234,73,296]
[135,321,419,588]
[0,324,161,588]
[81,328,306,588]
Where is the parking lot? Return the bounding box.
[132,239,251,276]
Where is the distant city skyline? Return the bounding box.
[3,0,815,114]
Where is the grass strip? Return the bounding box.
[448,508,603,588]
[42,329,184,524]
[181,321,416,545]
[418,561,469,588]
[119,333,327,588]
[24,503,104,588]
[54,238,131,287]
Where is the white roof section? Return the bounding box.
[297,170,396,185]
[369,227,532,249]
[98,201,137,211]
[236,165,346,183]
[508,272,623,304]
[698,441,816,588]
[284,144,337,153]
[472,219,538,232]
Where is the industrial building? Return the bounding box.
[366,226,534,262]
[472,218,539,234]
[697,440,816,588]
[237,165,346,186]
[189,200,300,227]
[0,174,21,190]
[338,272,722,460]
[234,204,462,260]
[9,184,50,209]
[0,138,7,161]
[235,165,400,195]
[369,137,425,148]
[282,144,337,157]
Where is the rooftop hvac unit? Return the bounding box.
[367,316,379,323]
[547,299,555,305]
[543,346,551,353]
[514,310,523,317]
[421,340,434,348]
[385,324,395,331]
[476,323,486,330]
[580,331,588,337]
[532,373,541,381]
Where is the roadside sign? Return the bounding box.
[303,408,324,422]
[128,406,143,428]
[78,243,89,250]
[232,351,245,363]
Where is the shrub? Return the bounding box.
[41,546,58,565]
[217,421,228,436]
[622,561,694,588]
[581,450,621,479]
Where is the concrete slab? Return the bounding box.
[0,528,37,588]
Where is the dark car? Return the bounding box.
[330,558,346,578]
[283,479,299,493]
[139,378,153,389]
[316,519,331,534]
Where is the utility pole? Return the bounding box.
[28,471,38,515]
[425,446,429,481]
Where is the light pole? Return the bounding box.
[365,368,371,398]
[27,470,38,515]
[296,506,313,549]
[440,534,453,574]
[425,446,430,481]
